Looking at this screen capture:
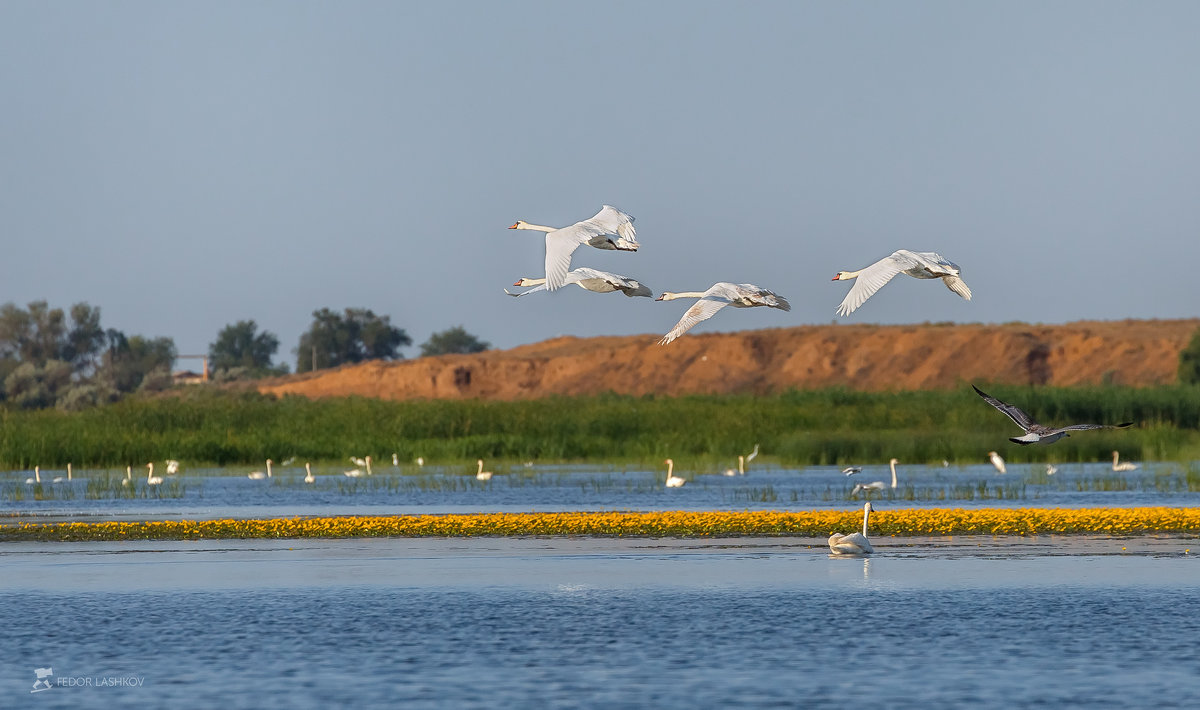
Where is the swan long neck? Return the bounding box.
[738,455,745,474]
[835,269,865,281]
[659,291,709,301]
[147,462,154,479]
[666,460,674,476]
[477,460,484,474]
[890,460,897,488]
[514,222,555,233]
[1112,451,1119,464]
[519,277,547,287]
[267,460,273,477]
[862,505,871,537]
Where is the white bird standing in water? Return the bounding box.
[304,463,315,484]
[1111,451,1139,472]
[664,458,686,488]
[146,463,163,485]
[248,459,273,480]
[476,459,493,481]
[122,466,132,486]
[988,451,1007,474]
[829,502,876,555]
[25,466,41,485]
[508,205,638,291]
[656,283,790,345]
[832,250,972,316]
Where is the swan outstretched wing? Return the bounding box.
[659,295,732,345]
[544,206,638,291]
[835,252,911,316]
[1054,422,1134,433]
[942,275,973,300]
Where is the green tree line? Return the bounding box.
[1,300,489,410]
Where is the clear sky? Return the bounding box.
[3,2,1198,367]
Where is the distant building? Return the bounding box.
[172,370,207,386]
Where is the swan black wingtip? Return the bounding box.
[971,384,988,396]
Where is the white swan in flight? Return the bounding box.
[973,385,1133,445]
[832,250,972,316]
[248,459,273,480]
[841,466,863,476]
[476,459,493,481]
[506,267,652,298]
[829,502,876,555]
[304,463,315,484]
[508,205,638,291]
[165,459,180,475]
[146,463,163,485]
[988,451,1007,474]
[656,283,790,345]
[664,458,686,487]
[1111,451,1139,472]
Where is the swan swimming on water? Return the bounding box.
[1111,451,1139,471]
[851,458,898,496]
[724,455,745,477]
[829,502,876,555]
[832,250,972,316]
[664,459,686,488]
[476,459,493,481]
[508,205,638,292]
[656,283,790,345]
[146,463,163,485]
[248,459,273,480]
[973,385,1133,445]
[304,463,315,484]
[24,466,40,485]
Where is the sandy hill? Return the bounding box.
[255,319,1198,401]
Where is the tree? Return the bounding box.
[96,332,177,394]
[1179,327,1200,385]
[420,326,491,357]
[294,308,411,373]
[209,320,283,377]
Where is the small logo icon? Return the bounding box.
[32,667,54,693]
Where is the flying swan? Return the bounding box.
[506,267,652,298]
[973,385,1133,445]
[508,205,638,291]
[656,283,790,345]
[829,502,876,555]
[832,250,972,316]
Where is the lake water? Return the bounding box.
[2,536,1198,709]
[3,460,1198,522]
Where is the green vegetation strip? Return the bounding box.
[3,508,1199,542]
[3,385,1200,468]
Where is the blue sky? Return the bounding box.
[2,2,1197,367]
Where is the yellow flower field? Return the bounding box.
[2,507,1198,542]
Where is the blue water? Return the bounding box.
[4,461,1198,521]
[2,538,1198,708]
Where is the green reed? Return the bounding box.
[1,384,1198,468]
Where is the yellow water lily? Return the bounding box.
[2,507,1198,542]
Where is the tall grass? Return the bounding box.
[1,384,1198,468]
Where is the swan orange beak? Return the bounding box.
[655,294,665,301]
[831,274,841,281]
[507,222,520,229]
[512,279,522,286]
